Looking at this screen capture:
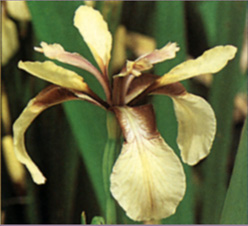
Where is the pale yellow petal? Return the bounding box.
[157,45,237,86]
[139,42,179,65]
[18,61,89,92]
[13,99,46,184]
[111,105,186,221]
[171,93,216,165]
[74,5,112,71]
[2,9,19,65]
[13,85,79,184]
[35,42,103,83]
[6,1,31,21]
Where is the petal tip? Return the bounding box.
[33,174,47,185]
[73,5,112,68]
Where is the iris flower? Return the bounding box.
[13,5,237,221]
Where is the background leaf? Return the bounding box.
[220,120,247,223]
[188,2,246,223]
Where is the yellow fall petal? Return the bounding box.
[13,99,46,184]
[13,85,79,184]
[171,93,216,165]
[74,5,112,72]
[18,61,89,92]
[111,105,186,221]
[157,45,237,86]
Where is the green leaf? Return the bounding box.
[91,216,105,225]
[220,120,247,223]
[153,1,193,223]
[193,2,247,223]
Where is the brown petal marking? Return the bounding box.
[113,104,158,142]
[112,75,134,106]
[150,82,187,96]
[33,85,78,107]
[125,74,158,104]
[34,85,107,110]
[112,76,124,106]
[129,81,187,106]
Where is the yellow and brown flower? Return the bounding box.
[13,5,237,221]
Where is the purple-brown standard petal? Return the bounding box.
[13,85,104,184]
[112,73,158,106]
[35,42,102,79]
[110,104,186,221]
[125,74,159,104]
[139,42,179,65]
[115,42,179,78]
[151,84,216,165]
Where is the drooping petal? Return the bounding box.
[18,61,90,93]
[155,45,237,87]
[13,86,78,184]
[74,5,112,72]
[171,93,216,165]
[150,82,186,96]
[111,105,186,221]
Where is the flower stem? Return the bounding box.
[102,111,121,224]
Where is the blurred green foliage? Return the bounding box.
[1,1,247,224]
[220,120,247,224]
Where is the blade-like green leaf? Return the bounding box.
[153,1,193,223]
[193,1,247,223]
[220,120,247,223]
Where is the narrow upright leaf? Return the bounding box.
[220,120,247,223]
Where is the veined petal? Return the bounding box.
[156,45,237,87]
[74,5,112,72]
[125,74,158,104]
[13,86,78,184]
[18,61,90,93]
[111,105,186,221]
[139,42,179,65]
[115,43,179,78]
[171,93,216,165]
[34,42,111,101]
[35,42,102,79]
